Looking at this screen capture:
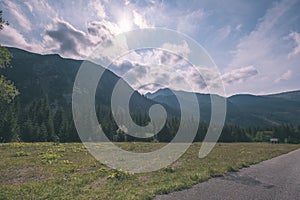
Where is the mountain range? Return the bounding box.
[2,47,300,127]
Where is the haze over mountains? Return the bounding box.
[3,47,300,127]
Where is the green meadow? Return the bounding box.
[0,142,299,200]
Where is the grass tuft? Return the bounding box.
[13,151,29,157]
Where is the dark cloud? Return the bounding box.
[45,19,116,58]
[86,21,115,47]
[45,19,92,57]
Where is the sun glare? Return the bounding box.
[118,17,132,33]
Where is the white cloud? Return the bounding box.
[20,0,57,27]
[110,45,222,94]
[0,26,28,47]
[215,25,232,42]
[222,66,258,84]
[124,0,130,6]
[235,24,242,32]
[112,41,191,69]
[118,58,213,94]
[176,9,205,34]
[161,41,191,59]
[0,26,29,49]
[288,31,300,58]
[24,2,33,13]
[4,1,32,32]
[88,0,106,19]
[275,70,292,83]
[133,10,150,29]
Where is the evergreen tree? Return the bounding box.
[0,102,19,142]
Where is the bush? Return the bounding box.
[162,167,175,173]
[13,151,29,157]
[40,151,61,164]
[107,169,133,180]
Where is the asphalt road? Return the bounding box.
[155,148,300,200]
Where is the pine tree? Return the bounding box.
[0,102,19,142]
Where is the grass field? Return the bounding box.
[0,142,299,200]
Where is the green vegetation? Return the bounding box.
[0,142,299,199]
[0,10,19,103]
[1,92,300,143]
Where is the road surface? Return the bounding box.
[155,148,300,200]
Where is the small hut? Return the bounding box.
[270,138,279,144]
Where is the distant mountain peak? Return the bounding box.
[145,88,174,99]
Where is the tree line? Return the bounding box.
[1,96,300,143]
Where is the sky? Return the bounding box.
[0,0,300,96]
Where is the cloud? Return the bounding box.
[87,20,118,43]
[21,0,56,23]
[110,47,222,94]
[3,1,32,32]
[123,2,205,35]
[0,26,30,49]
[24,2,33,13]
[288,31,300,58]
[44,18,123,59]
[222,66,258,84]
[124,0,130,6]
[111,60,134,76]
[112,40,191,69]
[176,9,205,34]
[88,0,106,19]
[45,19,93,58]
[235,24,242,32]
[1,0,299,95]
[161,41,191,59]
[229,0,295,69]
[215,25,232,43]
[133,10,150,29]
[275,70,292,83]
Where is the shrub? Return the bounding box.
[162,167,176,173]
[13,151,29,157]
[107,169,133,180]
[40,152,61,164]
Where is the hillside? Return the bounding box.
[146,88,300,127]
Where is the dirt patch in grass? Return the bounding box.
[0,167,47,185]
[137,176,149,183]
[170,161,183,168]
[84,177,107,189]
[78,167,98,174]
